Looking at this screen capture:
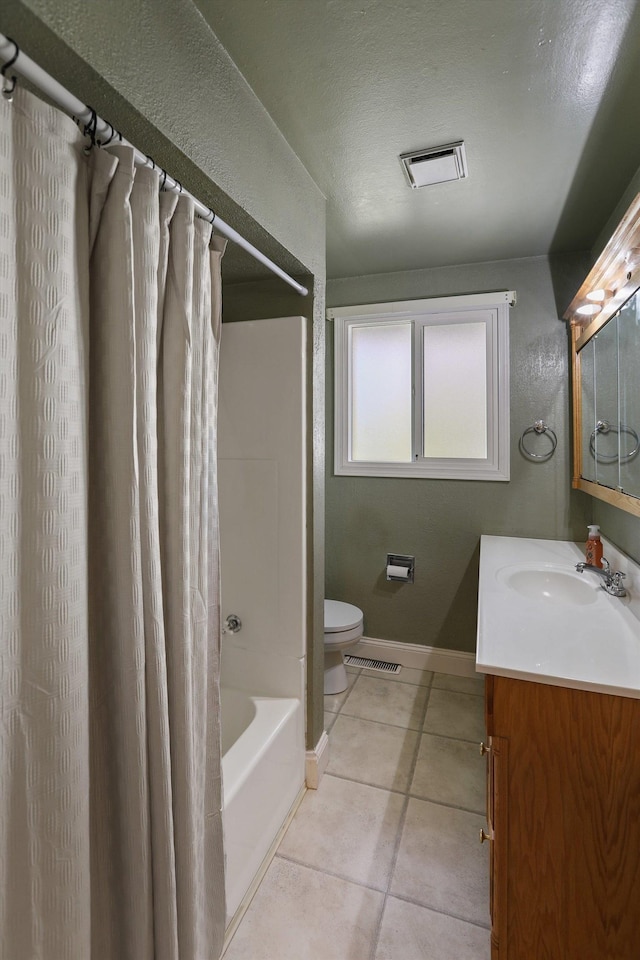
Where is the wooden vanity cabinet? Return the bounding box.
[484,673,640,960]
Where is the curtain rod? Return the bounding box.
[0,34,309,297]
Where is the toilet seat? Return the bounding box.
[324,600,363,640]
[323,600,364,695]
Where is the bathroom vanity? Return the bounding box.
[477,536,640,960]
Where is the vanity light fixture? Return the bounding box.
[625,247,640,271]
[586,288,613,302]
[576,303,602,317]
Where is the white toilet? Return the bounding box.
[324,599,364,695]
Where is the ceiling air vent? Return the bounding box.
[400,141,468,188]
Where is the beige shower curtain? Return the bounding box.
[0,88,226,959]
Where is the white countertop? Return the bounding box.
[476,535,640,699]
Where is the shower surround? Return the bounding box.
[217,315,308,922]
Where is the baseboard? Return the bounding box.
[350,636,477,677]
[305,730,330,789]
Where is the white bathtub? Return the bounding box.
[221,686,304,922]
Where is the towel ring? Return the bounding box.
[520,420,557,461]
[589,419,640,464]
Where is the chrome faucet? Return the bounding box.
[575,557,627,597]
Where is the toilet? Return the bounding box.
[324,599,364,695]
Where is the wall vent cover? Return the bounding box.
[400,141,468,188]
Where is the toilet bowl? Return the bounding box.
[324,600,364,695]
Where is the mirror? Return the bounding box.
[579,338,596,485]
[566,190,640,518]
[592,312,619,491]
[618,293,640,495]
[576,286,640,503]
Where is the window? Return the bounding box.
[329,291,513,480]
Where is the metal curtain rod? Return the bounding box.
[0,34,308,297]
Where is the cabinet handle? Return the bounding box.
[479,828,491,844]
[479,741,490,756]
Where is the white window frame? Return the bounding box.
[328,291,513,481]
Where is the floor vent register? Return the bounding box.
[343,655,401,674]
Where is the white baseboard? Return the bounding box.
[350,636,477,677]
[305,730,330,789]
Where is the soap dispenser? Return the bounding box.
[585,524,603,568]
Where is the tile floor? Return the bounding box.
[223,666,490,960]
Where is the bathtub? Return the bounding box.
[221,686,304,922]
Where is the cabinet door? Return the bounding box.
[491,674,640,958]
[487,735,508,959]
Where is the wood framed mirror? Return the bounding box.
[566,193,640,519]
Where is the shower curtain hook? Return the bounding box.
[82,107,98,155]
[98,121,117,147]
[1,38,20,101]
[159,168,167,191]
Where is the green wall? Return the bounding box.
[2,0,328,749]
[592,502,640,562]
[326,255,589,652]
[4,0,324,277]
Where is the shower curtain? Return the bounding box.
[0,87,226,959]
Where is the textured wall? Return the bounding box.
[326,255,588,652]
[2,0,328,749]
[4,0,325,278]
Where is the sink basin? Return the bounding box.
[478,536,640,700]
[500,567,598,606]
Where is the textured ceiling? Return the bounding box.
[196,0,640,279]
